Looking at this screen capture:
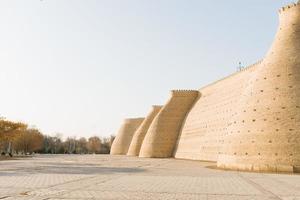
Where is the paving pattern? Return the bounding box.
[0,155,299,200]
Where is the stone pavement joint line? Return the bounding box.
[0,155,299,200]
[237,173,282,200]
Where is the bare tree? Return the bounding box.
[87,136,101,154]
[77,137,88,154]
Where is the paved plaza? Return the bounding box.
[0,155,299,200]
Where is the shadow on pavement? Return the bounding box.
[0,165,146,176]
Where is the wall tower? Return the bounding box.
[139,90,199,158]
[110,118,144,155]
[127,105,162,156]
[217,2,300,172]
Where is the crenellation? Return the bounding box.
[280,3,298,13]
[152,105,162,109]
[171,90,199,97]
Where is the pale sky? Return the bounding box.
[0,0,295,138]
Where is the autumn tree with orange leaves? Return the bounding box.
[13,128,44,154]
[0,118,115,156]
[0,119,27,154]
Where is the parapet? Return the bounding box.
[122,118,144,123]
[152,105,163,110]
[279,2,299,13]
[171,90,199,97]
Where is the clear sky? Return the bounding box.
[0,0,296,138]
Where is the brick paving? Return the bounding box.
[0,155,299,199]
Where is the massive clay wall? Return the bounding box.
[174,63,259,161]
[139,90,199,158]
[127,105,162,156]
[112,2,300,172]
[217,3,300,172]
[110,118,144,155]
[175,2,300,172]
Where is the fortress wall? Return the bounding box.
[111,1,300,173]
[139,90,199,158]
[174,63,259,161]
[127,105,162,156]
[175,3,300,170]
[110,118,144,155]
[217,3,300,172]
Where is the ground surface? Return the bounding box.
[0,155,299,200]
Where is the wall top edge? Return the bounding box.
[123,118,145,122]
[171,90,199,93]
[152,105,163,108]
[198,59,263,91]
[279,2,300,13]
[170,90,199,97]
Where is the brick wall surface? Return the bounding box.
[217,4,300,172]
[114,2,300,173]
[139,90,199,158]
[174,64,258,161]
[127,105,163,156]
[110,118,144,155]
